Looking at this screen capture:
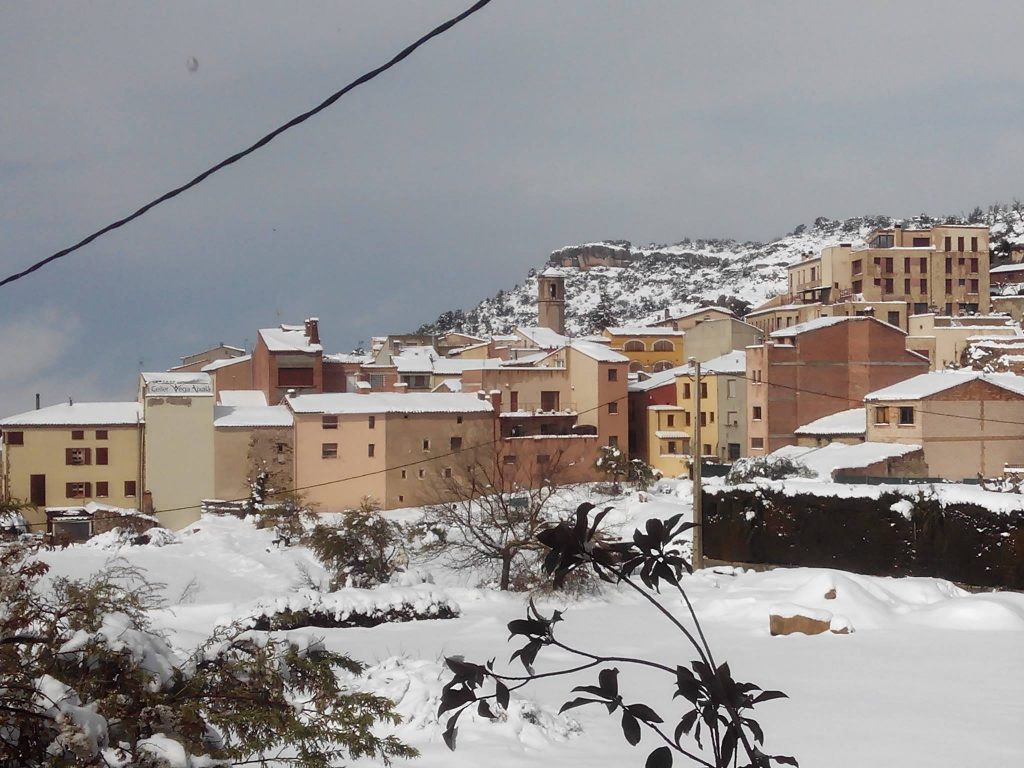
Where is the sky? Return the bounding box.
[2,0,1024,415]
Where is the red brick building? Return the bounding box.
[746,316,929,454]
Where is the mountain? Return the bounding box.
[417,204,1024,337]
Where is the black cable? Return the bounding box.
[0,0,494,290]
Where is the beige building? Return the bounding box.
[1,402,144,534]
[139,372,215,529]
[785,224,990,327]
[904,313,1021,370]
[864,371,1024,479]
[651,306,736,332]
[602,326,686,373]
[213,391,293,502]
[681,317,763,363]
[286,392,495,512]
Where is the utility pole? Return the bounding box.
[690,357,704,570]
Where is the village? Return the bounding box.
[4,220,1024,554]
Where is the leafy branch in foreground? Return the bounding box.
[438,503,797,768]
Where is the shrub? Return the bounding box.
[725,456,814,485]
[305,498,406,589]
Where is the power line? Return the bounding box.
[0,0,494,290]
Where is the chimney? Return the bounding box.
[306,317,320,345]
[35,393,40,410]
[393,381,408,394]
[489,389,502,412]
[356,381,371,394]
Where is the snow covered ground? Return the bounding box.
[35,483,1024,767]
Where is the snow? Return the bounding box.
[654,430,689,439]
[569,340,630,363]
[0,401,142,426]
[286,392,494,415]
[766,441,921,480]
[515,326,570,348]
[989,263,1024,274]
[605,326,686,336]
[864,370,1024,401]
[768,315,863,338]
[29,485,1024,768]
[217,389,267,406]
[200,353,251,372]
[259,325,322,353]
[214,404,293,428]
[794,408,866,436]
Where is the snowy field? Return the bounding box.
[36,483,1024,767]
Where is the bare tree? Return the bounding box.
[418,446,575,590]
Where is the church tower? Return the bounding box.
[537,268,566,335]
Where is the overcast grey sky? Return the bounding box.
[2,1,1024,414]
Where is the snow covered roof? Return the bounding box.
[214,405,293,428]
[795,408,866,436]
[768,315,855,338]
[141,371,213,396]
[45,501,153,521]
[259,325,322,353]
[605,326,686,336]
[392,346,440,373]
[990,263,1024,274]
[540,266,575,278]
[515,326,569,348]
[323,352,372,364]
[628,365,688,393]
[432,379,463,393]
[201,354,251,372]
[654,430,689,439]
[695,350,746,375]
[433,358,503,375]
[286,392,494,415]
[218,390,268,407]
[773,441,923,480]
[0,401,143,427]
[570,340,630,363]
[663,306,736,322]
[744,302,821,318]
[864,371,1024,402]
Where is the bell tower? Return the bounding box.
[537,269,566,335]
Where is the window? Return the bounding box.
[912,237,930,247]
[321,415,338,429]
[608,436,619,448]
[368,415,376,429]
[537,454,550,464]
[66,448,91,466]
[709,412,715,423]
[72,430,84,440]
[852,259,862,275]
[945,279,953,294]
[852,279,862,293]
[369,374,385,389]
[727,410,738,426]
[96,430,108,440]
[884,257,894,273]
[700,382,708,398]
[969,279,979,293]
[919,279,927,293]
[401,470,407,479]
[883,278,894,294]
[944,236,952,251]
[728,443,741,461]
[652,339,674,352]
[887,311,900,327]
[667,414,675,427]
[608,402,618,414]
[96,481,109,498]
[398,495,404,503]
[422,439,431,451]
[752,406,762,421]
[321,443,338,459]
[540,391,560,411]
[945,258,952,274]
[503,455,517,465]
[914,302,928,314]
[699,412,707,427]
[457,415,463,424]
[367,443,375,458]
[124,480,137,497]
[920,258,927,273]
[623,340,645,352]
[958,278,966,287]
[683,383,691,399]
[450,436,463,452]
[957,236,965,252]
[703,443,712,455]
[874,406,889,425]
[509,391,519,411]
[66,482,91,499]
[96,448,108,466]
[442,467,453,478]
[418,468,426,478]
[667,441,677,455]
[684,411,692,427]
[969,258,979,272]
[727,379,737,398]
[971,236,979,252]
[751,437,764,450]
[278,367,314,387]
[904,279,911,294]
[6,431,23,445]
[607,368,618,382]
[898,407,914,425]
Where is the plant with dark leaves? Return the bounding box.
[438,502,796,767]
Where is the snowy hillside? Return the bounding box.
[419,204,1024,337]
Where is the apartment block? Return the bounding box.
[746,316,930,454]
